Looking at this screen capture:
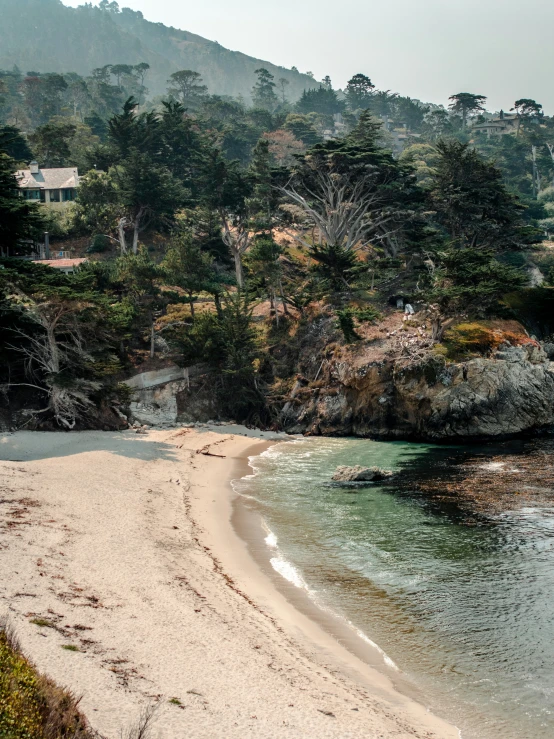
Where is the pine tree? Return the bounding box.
[252,68,278,111]
[0,152,44,255]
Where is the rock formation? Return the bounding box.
[283,344,554,441]
[332,466,394,482]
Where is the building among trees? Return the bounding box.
[15,161,79,206]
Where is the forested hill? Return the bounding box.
[0,0,315,101]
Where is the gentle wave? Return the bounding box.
[260,518,401,672]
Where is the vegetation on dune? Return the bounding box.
[0,624,93,739]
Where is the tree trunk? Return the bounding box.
[150,320,155,359]
[132,206,145,254]
[233,249,244,288]
[189,293,195,320]
[431,316,443,343]
[118,218,127,254]
[273,289,279,326]
[214,293,223,318]
[279,279,289,315]
[547,144,554,187]
[133,222,140,254]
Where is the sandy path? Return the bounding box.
[0,427,457,738]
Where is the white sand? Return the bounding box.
[0,427,458,738]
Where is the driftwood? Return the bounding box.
[195,444,226,458]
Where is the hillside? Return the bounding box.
[0,0,316,101]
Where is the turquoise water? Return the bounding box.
[234,437,554,739]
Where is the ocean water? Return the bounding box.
[233,436,554,739]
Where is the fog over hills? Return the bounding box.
[0,0,316,101]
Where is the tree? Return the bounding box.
[0,153,44,256]
[280,111,420,280]
[392,97,429,132]
[29,120,77,167]
[73,169,121,244]
[99,1,120,12]
[295,87,344,116]
[369,90,398,127]
[23,73,68,127]
[112,149,187,254]
[247,137,275,234]
[163,231,219,319]
[511,99,543,135]
[0,259,129,429]
[167,70,208,110]
[110,64,134,89]
[134,62,150,105]
[5,294,101,428]
[107,97,159,161]
[277,78,290,104]
[158,100,205,191]
[263,130,304,167]
[399,143,440,188]
[0,125,33,162]
[283,114,321,147]
[217,291,267,423]
[448,92,487,129]
[429,140,537,251]
[421,108,454,140]
[252,68,278,111]
[246,236,287,322]
[199,149,253,287]
[426,248,527,320]
[345,74,375,111]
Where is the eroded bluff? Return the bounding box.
[282,344,554,441]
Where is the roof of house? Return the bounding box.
[473,120,514,130]
[15,167,79,191]
[34,258,88,270]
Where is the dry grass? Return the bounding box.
[119,704,158,739]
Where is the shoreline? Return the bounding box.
[225,439,460,731]
[0,426,458,738]
[229,442,430,699]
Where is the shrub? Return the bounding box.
[0,624,93,738]
[86,234,110,254]
[442,320,534,359]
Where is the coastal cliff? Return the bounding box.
[124,312,554,442]
[276,312,554,441]
[282,344,554,440]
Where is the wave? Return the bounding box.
[260,518,400,672]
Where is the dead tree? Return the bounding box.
[7,299,100,429]
[220,215,251,288]
[279,165,399,256]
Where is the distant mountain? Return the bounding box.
[0,0,316,102]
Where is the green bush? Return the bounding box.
[86,234,110,254]
[0,626,93,738]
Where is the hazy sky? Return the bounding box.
[64,0,554,113]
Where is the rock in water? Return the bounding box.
[332,465,393,482]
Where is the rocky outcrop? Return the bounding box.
[126,364,220,426]
[332,465,394,482]
[283,344,554,441]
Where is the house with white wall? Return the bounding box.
[15,161,79,206]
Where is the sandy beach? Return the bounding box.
[0,426,458,738]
